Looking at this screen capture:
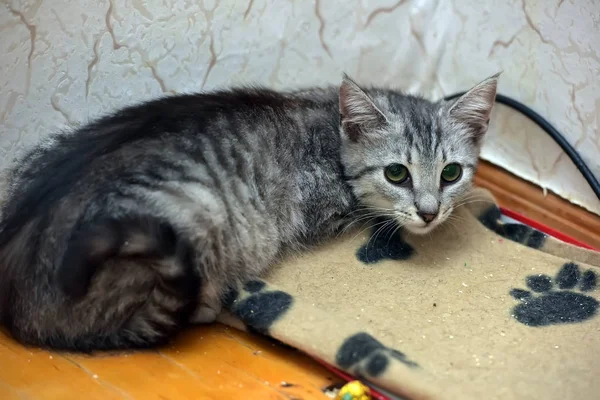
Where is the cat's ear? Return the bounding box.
[339,73,387,142]
[447,73,500,142]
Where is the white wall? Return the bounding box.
[1,0,599,214]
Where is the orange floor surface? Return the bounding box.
[0,324,341,399]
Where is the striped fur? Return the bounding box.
[0,74,498,351]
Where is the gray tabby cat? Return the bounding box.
[0,73,498,351]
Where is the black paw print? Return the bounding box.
[335,332,418,378]
[510,262,598,327]
[223,280,293,335]
[478,206,546,249]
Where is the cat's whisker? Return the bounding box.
[345,209,397,221]
[385,221,405,248]
[357,223,387,250]
[364,219,395,252]
[338,217,371,233]
[338,217,377,238]
[339,212,397,237]
[453,197,489,207]
[348,219,392,243]
[340,212,389,226]
[380,221,398,242]
[445,216,467,230]
[342,206,396,218]
[369,220,394,250]
[446,213,468,223]
[454,214,469,222]
[439,220,453,235]
[442,218,462,236]
[453,199,495,209]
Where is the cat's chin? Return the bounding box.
[403,222,441,236]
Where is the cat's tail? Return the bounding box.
[0,219,41,324]
[0,215,201,351]
[56,215,198,299]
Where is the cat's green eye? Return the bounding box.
[441,163,462,183]
[384,164,409,184]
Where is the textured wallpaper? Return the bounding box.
[1,0,599,214]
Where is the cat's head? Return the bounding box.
[339,73,499,235]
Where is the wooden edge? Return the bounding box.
[474,160,600,250]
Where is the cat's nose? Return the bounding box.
[417,211,438,223]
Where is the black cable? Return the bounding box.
[444,92,600,201]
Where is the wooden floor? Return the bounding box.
[0,161,598,400]
[0,324,341,400]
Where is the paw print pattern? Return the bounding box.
[223,279,293,335]
[356,218,414,264]
[478,206,546,249]
[510,262,599,327]
[335,332,418,378]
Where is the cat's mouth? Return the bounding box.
[401,208,451,235]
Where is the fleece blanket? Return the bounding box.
[217,187,600,400]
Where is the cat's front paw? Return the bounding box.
[190,302,222,324]
[190,286,223,324]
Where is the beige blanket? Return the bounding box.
[218,188,600,400]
